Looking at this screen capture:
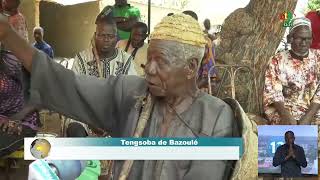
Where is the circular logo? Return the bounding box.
[30,138,51,159]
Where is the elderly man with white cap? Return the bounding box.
[264,17,320,126]
[0,13,241,179]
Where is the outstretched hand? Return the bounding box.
[0,116,23,135]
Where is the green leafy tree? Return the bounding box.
[307,0,320,12]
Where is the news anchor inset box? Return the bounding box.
[258,125,318,176]
[24,137,243,160]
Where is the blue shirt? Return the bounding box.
[33,41,54,58]
[273,144,307,177]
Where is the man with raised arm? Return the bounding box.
[0,13,237,180]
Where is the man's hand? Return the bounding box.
[0,12,35,72]
[5,121,22,135]
[285,144,295,160]
[89,125,109,137]
[0,117,22,135]
[285,153,291,160]
[272,102,297,125]
[289,144,296,159]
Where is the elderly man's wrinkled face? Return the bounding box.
[145,40,194,97]
[95,23,117,54]
[288,26,312,56]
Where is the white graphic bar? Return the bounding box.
[25,146,240,160]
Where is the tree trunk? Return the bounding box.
[215,0,298,114]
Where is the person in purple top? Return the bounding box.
[33,27,54,58]
[0,49,39,157]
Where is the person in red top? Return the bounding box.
[306,10,320,49]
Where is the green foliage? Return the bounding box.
[307,0,320,12]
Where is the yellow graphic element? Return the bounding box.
[31,139,51,159]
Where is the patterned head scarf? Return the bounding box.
[150,14,207,48]
[289,17,312,34]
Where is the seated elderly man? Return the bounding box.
[264,17,320,126]
[0,14,238,179]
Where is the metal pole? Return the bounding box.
[148,0,151,42]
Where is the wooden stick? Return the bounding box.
[118,94,154,180]
[106,160,114,180]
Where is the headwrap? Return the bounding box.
[150,14,207,48]
[289,17,312,33]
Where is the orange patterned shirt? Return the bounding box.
[263,50,320,124]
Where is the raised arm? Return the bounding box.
[0,14,34,71]
[0,14,127,133]
[29,51,124,132]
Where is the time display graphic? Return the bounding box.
[269,141,284,154]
